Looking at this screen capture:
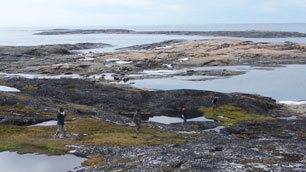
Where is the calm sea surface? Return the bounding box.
[0,23,306,52]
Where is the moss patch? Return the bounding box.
[14,103,37,112]
[0,92,41,102]
[299,132,306,137]
[198,104,274,126]
[20,85,37,91]
[0,118,186,155]
[82,154,107,166]
[237,158,278,165]
[60,104,95,111]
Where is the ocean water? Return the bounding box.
[126,65,306,102]
[0,23,306,52]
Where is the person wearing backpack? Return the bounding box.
[55,107,66,138]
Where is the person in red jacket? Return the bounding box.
[181,106,187,125]
[55,107,66,138]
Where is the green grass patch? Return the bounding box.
[0,118,186,155]
[0,92,41,102]
[1,82,8,86]
[60,104,95,111]
[20,85,37,91]
[14,103,37,112]
[299,132,306,136]
[198,104,274,126]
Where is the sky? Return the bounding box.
[0,0,305,27]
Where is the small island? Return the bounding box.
[34,29,306,38]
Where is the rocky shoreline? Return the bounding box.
[0,76,305,171]
[0,38,306,171]
[0,39,305,80]
[34,29,306,38]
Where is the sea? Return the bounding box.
[0,23,306,102]
[1,23,306,53]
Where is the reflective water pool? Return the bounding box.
[148,116,213,124]
[0,151,86,172]
[0,85,20,92]
[128,65,306,101]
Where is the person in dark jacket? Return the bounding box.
[133,109,141,134]
[55,107,66,137]
[181,106,187,125]
[211,97,218,109]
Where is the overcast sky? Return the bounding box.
[0,0,305,27]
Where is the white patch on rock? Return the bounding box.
[116,61,133,64]
[279,101,306,105]
[179,58,189,62]
[155,46,172,50]
[79,57,95,61]
[163,64,172,68]
[106,58,120,62]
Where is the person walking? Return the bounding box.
[181,106,187,125]
[55,107,66,138]
[133,109,141,135]
[212,97,218,109]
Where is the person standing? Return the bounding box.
[212,97,218,109]
[133,109,141,135]
[55,107,66,138]
[181,106,187,125]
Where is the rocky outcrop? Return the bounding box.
[0,43,111,57]
[71,119,306,172]
[34,29,135,35]
[0,39,305,77]
[1,78,283,121]
[35,29,306,38]
[117,40,184,51]
[0,115,51,125]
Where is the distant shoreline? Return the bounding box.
[34,29,306,38]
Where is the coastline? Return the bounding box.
[0,36,305,171]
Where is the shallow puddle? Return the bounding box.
[148,116,213,124]
[88,73,114,80]
[204,126,225,133]
[0,85,20,92]
[29,120,57,127]
[0,73,81,79]
[278,116,298,121]
[0,151,86,172]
